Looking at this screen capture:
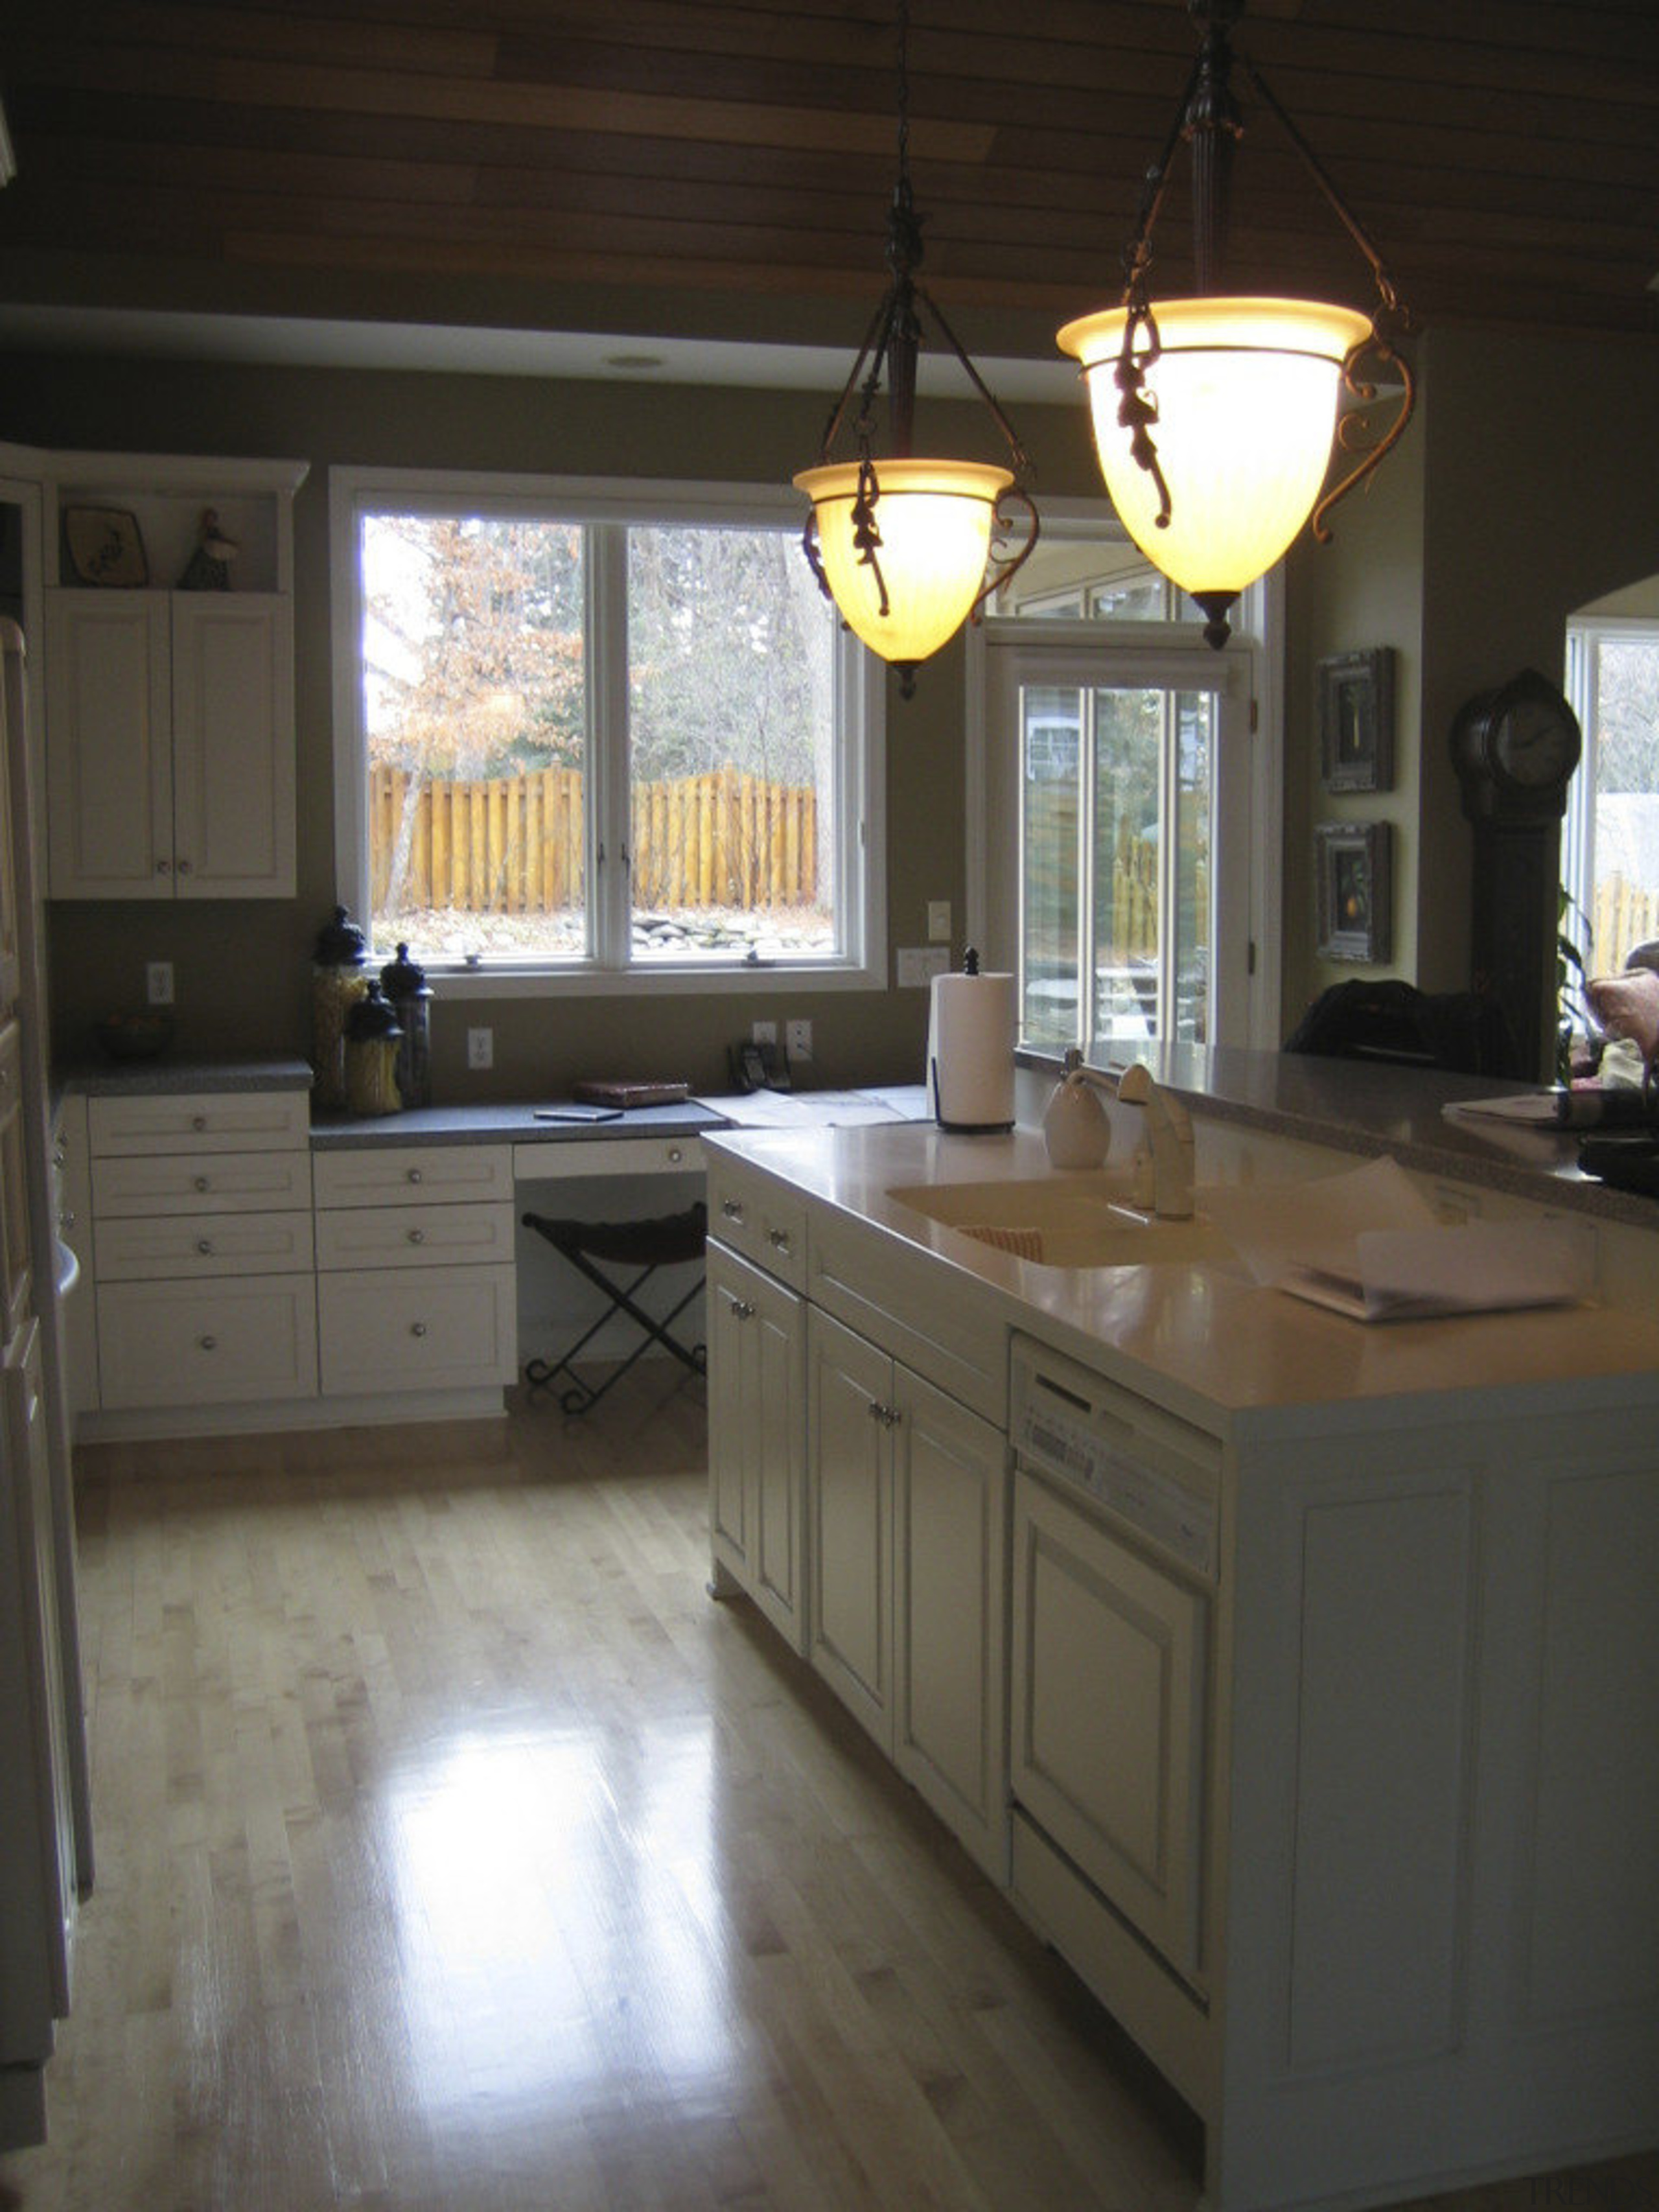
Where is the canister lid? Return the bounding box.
[314,903,368,967]
[380,940,431,1001]
[344,980,403,1041]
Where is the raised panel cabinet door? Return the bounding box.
[807,1305,892,1750]
[169,595,295,897]
[1010,1468,1209,1986]
[706,1245,754,1579]
[44,591,172,898]
[748,1261,806,1652]
[892,1366,1009,1879]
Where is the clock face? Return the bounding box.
[1491,682,1580,789]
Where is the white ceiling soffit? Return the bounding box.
[0,303,1080,404]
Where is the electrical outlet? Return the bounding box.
[467,1026,493,1071]
[786,1019,812,1060]
[927,900,951,942]
[751,1019,777,1045]
[145,961,174,1007]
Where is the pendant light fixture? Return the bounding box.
[1057,0,1414,648]
[795,0,1038,697]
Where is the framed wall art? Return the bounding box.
[1318,646,1394,793]
[62,506,148,588]
[1316,820,1393,963]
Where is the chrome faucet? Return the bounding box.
[1115,1063,1196,1219]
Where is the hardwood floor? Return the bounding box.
[1,1375,1654,2212]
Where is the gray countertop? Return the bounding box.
[60,1054,314,1096]
[309,1099,731,1149]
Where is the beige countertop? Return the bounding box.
[705,1117,1659,1442]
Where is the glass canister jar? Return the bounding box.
[312,904,369,1112]
[344,982,404,1117]
[379,941,433,1109]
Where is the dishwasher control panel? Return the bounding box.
[1010,1334,1221,1580]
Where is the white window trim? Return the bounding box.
[328,465,887,998]
[1562,614,1658,959]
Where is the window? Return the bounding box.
[978,527,1263,1055]
[1564,612,1659,974]
[331,472,884,994]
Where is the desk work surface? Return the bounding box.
[308,1084,930,1150]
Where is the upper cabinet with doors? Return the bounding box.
[41,456,308,900]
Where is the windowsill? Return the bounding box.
[401,959,888,1001]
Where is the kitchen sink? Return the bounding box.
[884,1176,1237,1270]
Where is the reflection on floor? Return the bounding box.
[0,1377,1654,2212]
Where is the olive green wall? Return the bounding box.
[5,353,1100,1097]
[1281,322,1659,1049]
[1282,393,1427,1031]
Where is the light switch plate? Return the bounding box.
[146,960,174,1007]
[927,900,951,942]
[896,946,951,988]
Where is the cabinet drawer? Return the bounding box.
[317,1264,517,1395]
[87,1088,308,1156]
[315,1201,515,1272]
[97,1274,318,1408]
[706,1160,808,1291]
[312,1145,513,1210]
[513,1135,702,1183]
[92,1149,312,1218]
[95,1208,314,1282]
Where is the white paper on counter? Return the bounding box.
[1201,1156,1597,1321]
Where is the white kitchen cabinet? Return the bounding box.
[86,1080,318,1419]
[706,1242,806,1652]
[41,453,307,903]
[45,588,295,899]
[0,1320,75,2132]
[807,1303,893,1743]
[312,1143,516,1401]
[806,1301,1010,1880]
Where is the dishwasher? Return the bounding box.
[1008,1331,1221,1991]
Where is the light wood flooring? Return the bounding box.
[1,1375,1655,2212]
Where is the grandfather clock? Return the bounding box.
[1450,668,1582,1082]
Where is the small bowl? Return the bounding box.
[95,1012,175,1062]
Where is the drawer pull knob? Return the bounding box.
[193,1175,211,1193]
[60,1211,75,1231]
[769,1228,792,1252]
[406,1167,423,1185]
[198,1334,217,1352]
[177,858,193,876]
[52,1147,65,1170]
[730,1298,755,1321]
[191,1114,208,1132]
[196,1238,213,1255]
[410,1321,428,1338]
[667,1146,683,1164]
[155,859,170,876]
[721,1199,744,1220]
[408,1228,426,1245]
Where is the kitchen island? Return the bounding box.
[701,1085,1659,2212]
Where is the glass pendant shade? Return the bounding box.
[1056,296,1372,607]
[793,457,1014,669]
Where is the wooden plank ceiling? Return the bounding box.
[1,0,1656,350]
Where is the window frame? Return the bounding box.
[329,466,887,999]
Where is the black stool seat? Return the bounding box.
[521,1200,707,1414]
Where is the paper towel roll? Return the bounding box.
[928,969,1015,1130]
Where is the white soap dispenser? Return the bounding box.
[1042,1050,1111,1170]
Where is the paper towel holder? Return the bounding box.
[927,946,1016,1134]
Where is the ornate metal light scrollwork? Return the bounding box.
[794,0,1039,697]
[1058,0,1415,649]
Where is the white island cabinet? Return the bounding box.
[701,1115,1659,2212]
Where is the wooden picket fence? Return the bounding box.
[1591,874,1659,973]
[1023,784,1203,962]
[369,764,817,914]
